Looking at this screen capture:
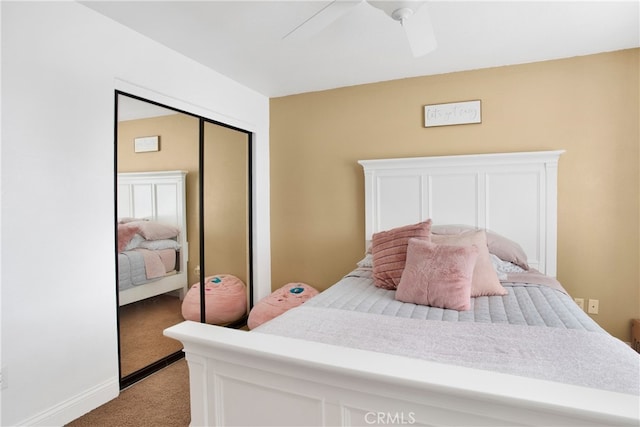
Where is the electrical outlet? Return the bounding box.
[574,298,584,311]
[588,299,599,314]
[1,366,7,390]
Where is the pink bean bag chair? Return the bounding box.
[247,283,318,330]
[181,274,247,325]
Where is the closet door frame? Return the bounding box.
[114,90,254,389]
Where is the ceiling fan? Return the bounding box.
[284,0,437,57]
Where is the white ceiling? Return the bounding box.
[117,95,179,121]
[83,1,640,98]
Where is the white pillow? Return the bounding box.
[490,253,526,280]
[137,239,181,251]
[356,253,373,268]
[124,234,145,251]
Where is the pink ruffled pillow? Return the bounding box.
[431,230,507,297]
[396,239,478,311]
[117,223,138,252]
[371,220,432,290]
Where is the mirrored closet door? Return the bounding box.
[198,121,252,325]
[115,93,253,388]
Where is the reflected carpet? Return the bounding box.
[119,294,184,377]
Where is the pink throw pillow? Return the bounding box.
[129,220,180,240]
[371,220,432,290]
[117,223,138,253]
[431,230,507,297]
[396,239,478,311]
[431,224,529,270]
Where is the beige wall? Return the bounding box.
[202,122,250,284]
[270,49,639,341]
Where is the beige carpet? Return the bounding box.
[119,294,185,377]
[68,294,249,426]
[67,358,190,427]
[68,294,191,426]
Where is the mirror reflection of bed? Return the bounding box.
[116,94,252,387]
[116,169,190,380]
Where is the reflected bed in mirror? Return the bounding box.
[117,170,189,306]
[117,93,199,388]
[116,170,189,382]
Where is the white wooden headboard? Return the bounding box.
[117,170,189,274]
[359,151,564,276]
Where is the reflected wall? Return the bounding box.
[202,122,250,285]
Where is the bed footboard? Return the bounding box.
[164,321,638,427]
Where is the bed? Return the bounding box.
[117,170,189,306]
[164,151,640,426]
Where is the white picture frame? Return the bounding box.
[134,135,160,153]
[424,100,482,127]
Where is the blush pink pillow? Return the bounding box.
[130,220,180,240]
[431,230,507,297]
[371,220,432,290]
[117,223,138,253]
[431,224,529,270]
[396,239,478,311]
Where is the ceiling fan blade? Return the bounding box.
[284,0,362,40]
[402,5,437,57]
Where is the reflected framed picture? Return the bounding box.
[134,136,159,153]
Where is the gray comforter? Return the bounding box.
[299,269,605,330]
[118,250,150,290]
[255,269,640,395]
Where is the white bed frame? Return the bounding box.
[165,151,639,426]
[117,170,189,306]
[360,150,562,276]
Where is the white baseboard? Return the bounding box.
[18,376,119,426]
